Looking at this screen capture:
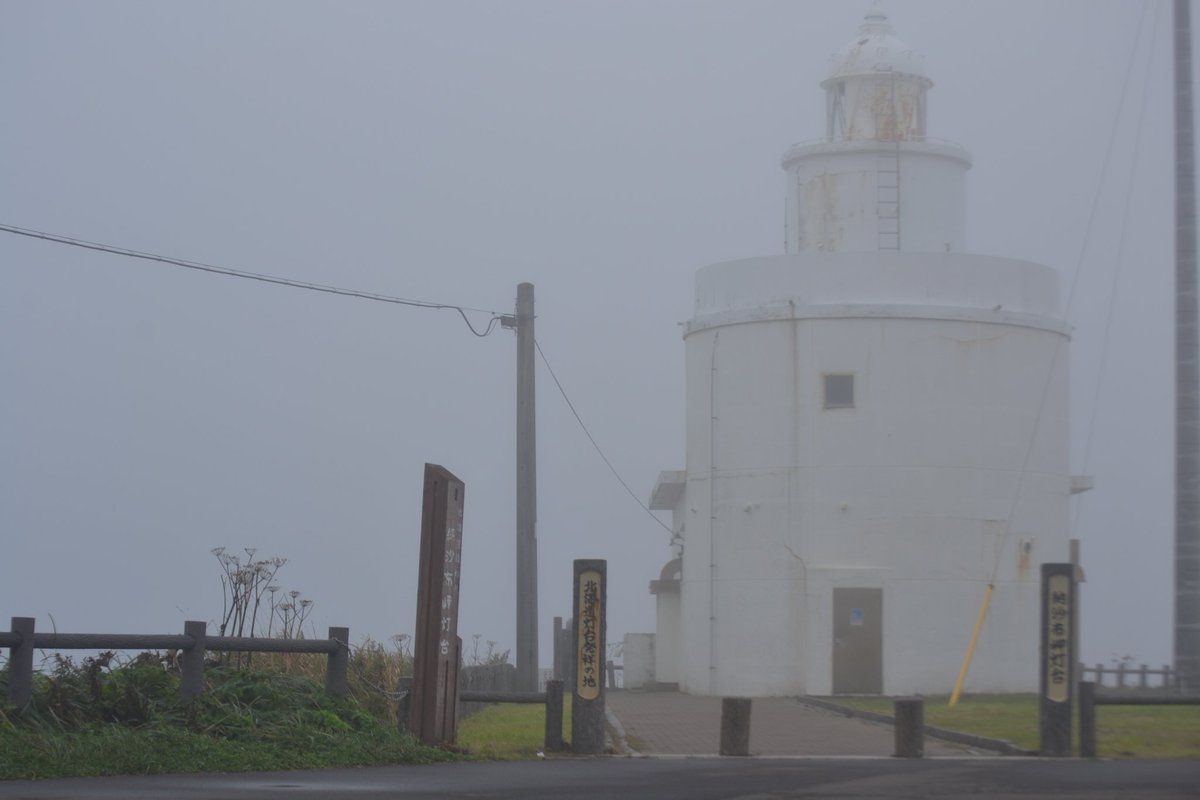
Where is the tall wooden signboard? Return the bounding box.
[411,464,465,745]
[1039,562,1076,756]
[571,559,606,754]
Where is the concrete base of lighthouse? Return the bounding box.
[660,252,1071,697]
[675,570,1047,697]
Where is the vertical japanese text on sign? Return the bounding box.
[1045,574,1071,703]
[576,569,602,700]
[411,464,466,746]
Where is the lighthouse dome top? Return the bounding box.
[825,2,929,85]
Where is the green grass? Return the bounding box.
[0,653,454,780]
[1090,705,1200,759]
[0,720,449,779]
[456,698,573,759]
[1,647,583,776]
[829,694,1200,758]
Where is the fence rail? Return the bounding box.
[1079,680,1200,757]
[0,633,192,650]
[0,632,340,654]
[1077,662,1175,690]
[455,662,564,751]
[458,690,547,704]
[4,616,349,709]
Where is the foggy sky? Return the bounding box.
[0,0,1189,678]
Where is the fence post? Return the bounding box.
[565,618,577,691]
[1095,663,1104,687]
[326,626,349,696]
[396,676,413,732]
[1116,661,1126,689]
[552,616,562,681]
[1164,664,1173,689]
[544,679,564,753]
[8,617,35,710]
[181,620,207,701]
[1139,664,1149,689]
[893,697,925,758]
[1079,681,1097,758]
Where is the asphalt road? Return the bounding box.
[1,757,1198,800]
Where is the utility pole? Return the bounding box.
[1174,0,1199,693]
[515,282,539,691]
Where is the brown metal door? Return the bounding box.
[832,588,883,694]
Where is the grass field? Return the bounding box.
[830,694,1200,758]
[456,698,573,759]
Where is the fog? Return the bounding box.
[0,0,1189,676]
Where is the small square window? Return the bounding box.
[823,373,855,409]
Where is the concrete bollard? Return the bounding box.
[1079,681,1096,758]
[720,697,752,756]
[893,696,925,758]
[544,679,564,753]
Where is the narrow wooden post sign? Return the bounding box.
[1039,562,1076,757]
[411,464,466,746]
[572,559,606,754]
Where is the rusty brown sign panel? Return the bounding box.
[411,463,465,746]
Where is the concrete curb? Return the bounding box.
[796,696,1037,757]
[605,705,640,756]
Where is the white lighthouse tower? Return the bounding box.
[649,4,1074,696]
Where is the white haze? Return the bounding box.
[0,0,1191,677]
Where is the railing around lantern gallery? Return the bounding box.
[782,134,969,152]
[1,616,349,709]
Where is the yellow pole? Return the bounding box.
[949,583,994,708]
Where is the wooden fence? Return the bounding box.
[452,662,564,751]
[2,616,349,708]
[1079,680,1200,757]
[1077,662,1175,690]
[458,681,565,752]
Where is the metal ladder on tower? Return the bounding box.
[877,150,900,250]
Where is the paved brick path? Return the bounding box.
[605,691,976,757]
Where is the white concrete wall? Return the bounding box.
[653,587,681,684]
[675,252,1070,696]
[783,142,971,254]
[622,634,656,691]
[693,253,1059,323]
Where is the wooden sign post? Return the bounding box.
[411,464,466,746]
[1039,562,1076,757]
[571,559,606,754]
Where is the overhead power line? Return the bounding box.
[535,338,673,535]
[1073,0,1160,540]
[988,0,1155,583]
[0,222,504,337]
